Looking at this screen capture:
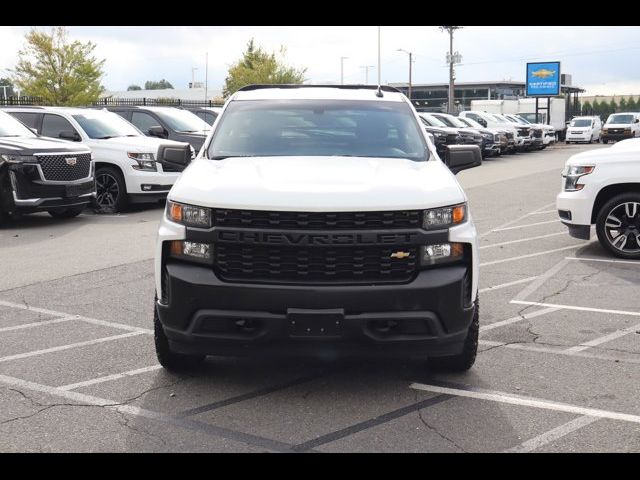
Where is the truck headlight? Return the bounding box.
[423,204,466,229]
[169,240,213,265]
[167,200,212,228]
[420,242,464,266]
[128,152,157,171]
[563,165,594,192]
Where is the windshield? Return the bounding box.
[514,115,532,124]
[154,109,210,133]
[571,119,592,127]
[507,115,527,125]
[208,99,429,161]
[0,111,37,138]
[491,114,510,124]
[436,114,467,128]
[607,114,635,125]
[458,117,483,129]
[420,113,448,128]
[73,111,142,139]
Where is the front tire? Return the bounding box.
[154,300,205,371]
[47,206,85,219]
[602,139,609,144]
[94,166,127,214]
[428,297,479,372]
[596,193,640,259]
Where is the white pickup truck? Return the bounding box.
[557,140,640,259]
[153,85,483,372]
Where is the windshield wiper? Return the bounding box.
[210,155,259,160]
[95,135,120,139]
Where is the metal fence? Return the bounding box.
[0,96,43,106]
[0,96,224,108]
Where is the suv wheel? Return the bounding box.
[47,206,85,219]
[596,193,640,259]
[154,300,205,371]
[428,296,479,372]
[95,166,127,213]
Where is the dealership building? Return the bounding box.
[389,79,584,117]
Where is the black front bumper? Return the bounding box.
[157,262,474,359]
[602,133,634,142]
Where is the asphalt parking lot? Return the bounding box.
[1,142,639,452]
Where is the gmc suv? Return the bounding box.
[0,110,95,224]
[153,85,482,372]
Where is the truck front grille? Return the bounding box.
[212,209,422,230]
[37,153,92,182]
[214,244,418,284]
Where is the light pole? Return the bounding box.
[397,49,413,102]
[191,66,198,89]
[340,56,349,85]
[440,26,462,114]
[360,65,375,85]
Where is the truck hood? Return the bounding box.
[604,123,632,129]
[86,135,187,154]
[170,156,466,211]
[0,136,90,155]
[565,145,640,166]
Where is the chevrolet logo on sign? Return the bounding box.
[390,251,410,259]
[65,157,77,166]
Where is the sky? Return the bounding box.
[2,26,640,97]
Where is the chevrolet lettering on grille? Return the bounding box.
[215,230,418,246]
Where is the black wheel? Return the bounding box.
[154,300,205,371]
[602,139,609,144]
[47,205,85,219]
[596,193,640,260]
[94,166,127,213]
[429,296,479,372]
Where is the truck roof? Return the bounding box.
[232,85,405,102]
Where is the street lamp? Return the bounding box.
[360,65,376,85]
[397,49,413,103]
[340,56,349,85]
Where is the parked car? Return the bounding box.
[601,112,640,143]
[186,106,222,126]
[557,141,640,259]
[153,84,482,372]
[565,116,602,144]
[430,112,497,158]
[4,107,192,213]
[102,106,210,153]
[417,113,462,157]
[459,111,517,153]
[0,110,95,224]
[456,116,508,156]
[502,113,546,149]
[491,113,535,151]
[514,113,556,146]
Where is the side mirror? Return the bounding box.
[59,130,81,142]
[148,125,168,139]
[29,127,38,135]
[445,145,482,174]
[158,144,191,171]
[635,119,639,123]
[478,118,487,127]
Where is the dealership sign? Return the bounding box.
[526,61,561,97]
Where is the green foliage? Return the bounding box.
[144,79,174,90]
[0,77,15,97]
[618,97,628,112]
[12,27,105,106]
[609,99,618,114]
[223,39,307,98]
[627,97,638,111]
[581,100,592,115]
[127,84,142,91]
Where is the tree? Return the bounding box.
[0,77,14,98]
[127,84,142,91]
[223,39,307,98]
[581,100,592,115]
[144,79,174,90]
[627,97,638,111]
[609,99,618,115]
[12,27,105,106]
[618,97,628,112]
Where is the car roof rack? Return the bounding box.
[237,84,401,94]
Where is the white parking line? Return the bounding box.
[513,259,570,302]
[0,332,144,363]
[480,307,558,332]
[409,382,640,425]
[480,202,555,238]
[58,365,163,391]
[0,316,75,333]
[511,300,640,318]
[505,416,599,453]
[492,220,560,232]
[528,209,558,215]
[563,323,640,353]
[480,232,566,250]
[480,245,581,267]
[565,257,640,266]
[479,340,640,365]
[0,300,152,335]
[479,276,539,293]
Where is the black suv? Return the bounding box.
[185,107,221,126]
[0,111,95,224]
[102,106,210,153]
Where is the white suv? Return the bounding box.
[153,85,482,372]
[6,107,192,213]
[557,143,640,258]
[565,116,602,144]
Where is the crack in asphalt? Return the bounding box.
[412,391,466,452]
